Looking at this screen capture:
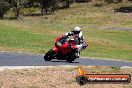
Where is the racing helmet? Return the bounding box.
[73,26,81,34]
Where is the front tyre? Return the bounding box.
[66,54,76,63]
[44,49,54,61]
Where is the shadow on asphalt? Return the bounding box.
[51,60,79,63]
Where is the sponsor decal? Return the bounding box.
[76,66,131,85]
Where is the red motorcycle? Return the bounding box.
[44,35,88,63]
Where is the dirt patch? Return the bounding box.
[0,66,131,88]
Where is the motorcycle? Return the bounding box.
[44,35,88,63]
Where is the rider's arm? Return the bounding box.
[64,31,74,37]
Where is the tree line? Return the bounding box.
[0,0,131,19]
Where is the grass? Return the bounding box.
[0,2,132,60]
[81,28,132,60]
[0,24,56,53]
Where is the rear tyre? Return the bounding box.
[44,49,54,61]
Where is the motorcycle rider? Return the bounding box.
[62,26,85,58]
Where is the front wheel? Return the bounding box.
[66,54,76,63]
[44,49,55,61]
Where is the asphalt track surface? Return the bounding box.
[0,52,132,67]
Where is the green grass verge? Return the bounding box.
[0,24,55,53]
[81,28,132,60]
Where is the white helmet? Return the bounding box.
[73,26,81,34]
[73,26,81,32]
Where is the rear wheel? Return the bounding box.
[44,49,55,61]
